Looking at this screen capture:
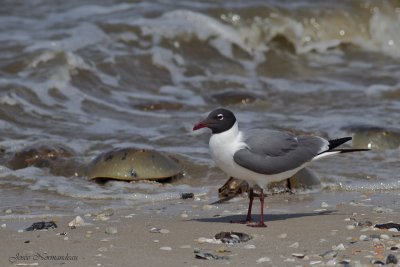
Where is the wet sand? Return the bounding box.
[1,192,399,267]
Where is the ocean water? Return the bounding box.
[0,0,399,216]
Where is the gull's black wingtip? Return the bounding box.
[328,137,352,150]
[326,136,371,153]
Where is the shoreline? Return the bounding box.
[1,191,399,267]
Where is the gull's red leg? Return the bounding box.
[245,188,254,222]
[230,187,254,224]
[247,188,267,228]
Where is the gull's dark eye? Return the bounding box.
[217,114,224,120]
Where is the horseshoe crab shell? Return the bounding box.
[7,144,75,170]
[6,143,85,177]
[87,148,183,182]
[348,125,400,150]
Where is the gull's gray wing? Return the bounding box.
[233,130,328,175]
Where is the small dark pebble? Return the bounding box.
[194,251,229,260]
[375,223,400,231]
[387,254,398,264]
[215,231,252,244]
[24,240,30,243]
[181,193,194,199]
[390,247,399,251]
[25,221,57,231]
[339,260,351,267]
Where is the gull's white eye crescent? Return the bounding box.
[217,114,224,120]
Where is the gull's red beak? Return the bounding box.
[193,121,208,131]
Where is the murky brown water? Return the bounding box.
[0,0,399,216]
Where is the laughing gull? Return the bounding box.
[193,108,369,227]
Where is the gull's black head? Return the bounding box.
[193,108,237,134]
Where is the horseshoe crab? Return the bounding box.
[214,168,320,204]
[346,125,400,150]
[268,167,321,191]
[7,144,75,169]
[6,143,84,177]
[213,177,249,204]
[86,148,184,182]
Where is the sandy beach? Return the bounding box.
[1,191,399,267]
